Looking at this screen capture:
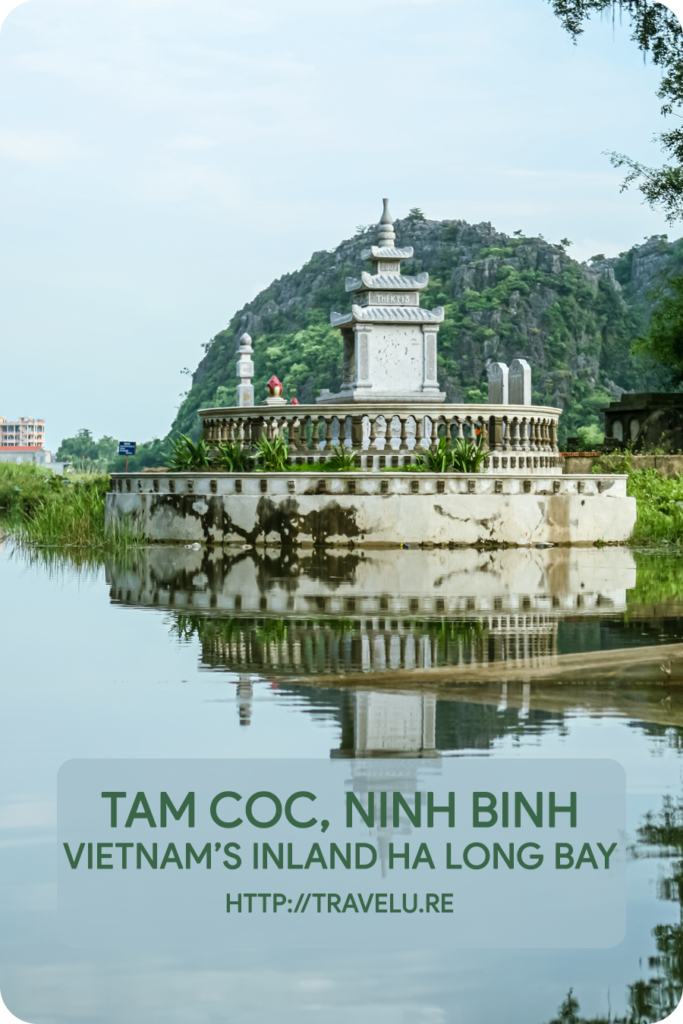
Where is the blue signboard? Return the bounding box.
[118,442,136,456]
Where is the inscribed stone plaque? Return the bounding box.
[488,362,509,404]
[510,359,532,405]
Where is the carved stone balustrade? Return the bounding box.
[199,402,562,473]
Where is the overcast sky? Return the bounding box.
[0,0,679,448]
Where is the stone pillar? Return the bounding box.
[353,324,372,390]
[487,362,508,404]
[236,332,255,408]
[488,415,505,451]
[341,328,355,393]
[421,325,440,395]
[509,359,531,405]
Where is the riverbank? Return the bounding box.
[4,456,683,550]
[0,462,138,550]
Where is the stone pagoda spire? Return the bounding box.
[319,199,445,403]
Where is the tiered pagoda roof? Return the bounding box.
[330,199,445,329]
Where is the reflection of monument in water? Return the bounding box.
[108,545,634,675]
[106,545,634,749]
[335,692,438,758]
[196,610,559,676]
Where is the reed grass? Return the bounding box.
[0,463,142,551]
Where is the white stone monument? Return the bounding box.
[509,358,532,405]
[487,362,509,404]
[236,332,255,408]
[319,199,446,403]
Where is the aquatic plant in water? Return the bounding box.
[0,465,141,551]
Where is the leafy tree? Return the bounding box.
[548,0,683,222]
[408,207,426,220]
[55,429,100,462]
[633,273,683,383]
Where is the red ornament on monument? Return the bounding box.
[290,397,300,405]
[266,375,283,398]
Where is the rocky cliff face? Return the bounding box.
[171,218,681,442]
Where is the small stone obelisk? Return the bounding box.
[236,332,255,407]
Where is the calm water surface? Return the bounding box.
[2,542,683,1023]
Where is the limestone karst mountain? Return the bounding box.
[170,216,681,444]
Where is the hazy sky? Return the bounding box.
[0,0,680,448]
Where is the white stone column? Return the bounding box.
[353,323,373,390]
[421,325,440,395]
[236,332,255,407]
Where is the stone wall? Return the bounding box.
[106,470,636,547]
[562,453,683,478]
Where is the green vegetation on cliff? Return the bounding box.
[170,217,675,446]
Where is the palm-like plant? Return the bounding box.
[214,441,250,472]
[166,434,211,471]
[451,437,488,473]
[254,434,289,472]
[419,436,453,473]
[324,444,358,471]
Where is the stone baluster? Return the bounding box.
[455,417,465,442]
[369,415,381,451]
[305,415,315,452]
[324,415,333,453]
[398,415,410,460]
[531,420,539,452]
[519,417,529,451]
[227,420,236,443]
[430,416,441,449]
[350,414,363,454]
[251,416,265,445]
[290,417,300,452]
[488,414,504,452]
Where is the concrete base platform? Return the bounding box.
[106,471,636,547]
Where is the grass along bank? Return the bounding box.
[0,462,139,550]
[590,452,683,547]
[4,446,683,550]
